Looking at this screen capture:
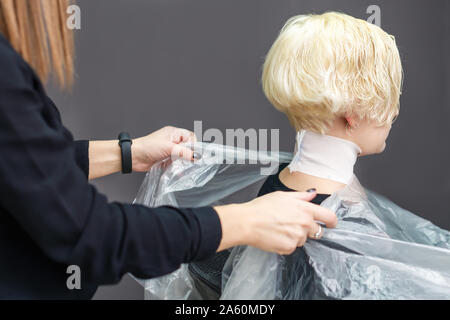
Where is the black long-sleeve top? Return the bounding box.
[188,163,330,299]
[0,34,222,299]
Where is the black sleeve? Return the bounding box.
[0,38,222,284]
[74,140,90,178]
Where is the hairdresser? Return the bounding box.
[0,1,337,299]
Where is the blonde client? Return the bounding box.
[187,12,444,299]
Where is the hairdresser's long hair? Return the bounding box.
[0,0,74,88]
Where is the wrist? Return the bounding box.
[130,138,140,171]
[130,137,148,172]
[236,202,256,247]
[214,203,253,251]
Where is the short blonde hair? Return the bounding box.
[262,12,403,133]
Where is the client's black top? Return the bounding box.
[188,163,330,299]
[0,34,222,299]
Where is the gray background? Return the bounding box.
[48,0,450,299]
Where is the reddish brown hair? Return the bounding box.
[0,0,74,88]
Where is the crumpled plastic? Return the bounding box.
[133,142,450,300]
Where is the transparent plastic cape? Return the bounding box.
[133,142,450,300]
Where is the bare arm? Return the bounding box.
[88,140,122,180]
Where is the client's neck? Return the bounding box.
[279,130,361,194]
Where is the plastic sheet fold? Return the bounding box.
[133,142,450,300]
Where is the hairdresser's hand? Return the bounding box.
[87,126,196,180]
[132,126,196,172]
[215,191,338,255]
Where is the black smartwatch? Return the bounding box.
[118,132,133,174]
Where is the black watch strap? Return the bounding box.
[118,132,133,174]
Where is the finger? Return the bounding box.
[302,202,338,228]
[187,131,197,143]
[172,128,197,144]
[291,190,317,202]
[307,222,323,240]
[170,143,195,162]
[284,191,338,228]
[296,234,307,247]
[161,158,173,170]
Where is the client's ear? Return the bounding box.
[345,115,358,129]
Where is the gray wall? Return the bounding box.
[48,0,450,299]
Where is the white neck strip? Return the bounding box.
[288,130,362,184]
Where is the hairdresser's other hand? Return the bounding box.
[215,190,338,255]
[132,126,196,172]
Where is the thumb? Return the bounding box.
[293,188,317,202]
